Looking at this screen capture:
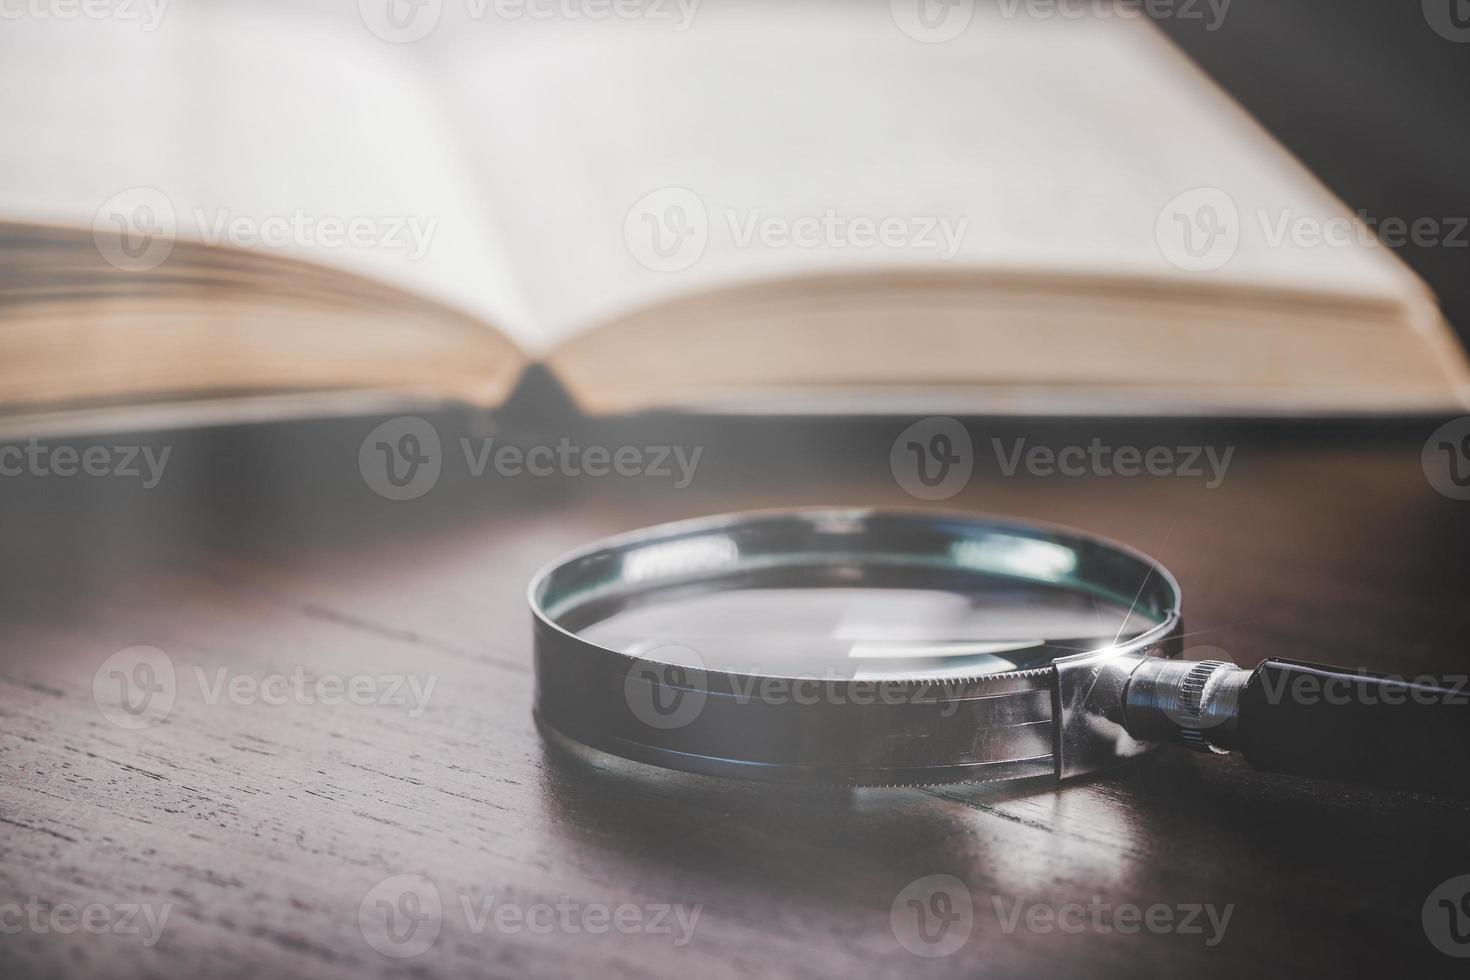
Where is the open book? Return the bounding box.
[3,0,1467,433]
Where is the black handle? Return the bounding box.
[1233,659,1470,797]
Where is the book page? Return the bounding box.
[438,0,1430,350]
[0,3,541,351]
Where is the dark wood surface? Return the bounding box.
[2,411,1468,979]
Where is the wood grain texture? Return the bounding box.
[2,412,1468,979]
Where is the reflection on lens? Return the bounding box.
[579,583,1146,679]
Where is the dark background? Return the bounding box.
[1155,0,1470,342]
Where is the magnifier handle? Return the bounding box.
[1124,658,1470,798]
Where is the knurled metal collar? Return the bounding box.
[1178,660,1231,754]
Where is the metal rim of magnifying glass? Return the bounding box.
[528,508,1183,787]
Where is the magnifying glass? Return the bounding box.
[530,509,1467,795]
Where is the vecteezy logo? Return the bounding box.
[890,0,974,43]
[358,0,443,43]
[1155,187,1241,272]
[1423,0,1470,42]
[1424,416,1470,500]
[623,644,708,730]
[92,646,177,729]
[359,874,443,958]
[890,417,974,500]
[92,187,176,272]
[1423,874,1470,957]
[890,874,973,958]
[359,417,442,500]
[623,187,709,272]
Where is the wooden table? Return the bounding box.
[3,412,1468,978]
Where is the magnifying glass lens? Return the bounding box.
[579,581,1148,679]
[531,510,1181,785]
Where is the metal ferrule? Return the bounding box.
[1122,658,1250,754]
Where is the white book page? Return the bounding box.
[0,3,541,351]
[439,0,1425,350]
